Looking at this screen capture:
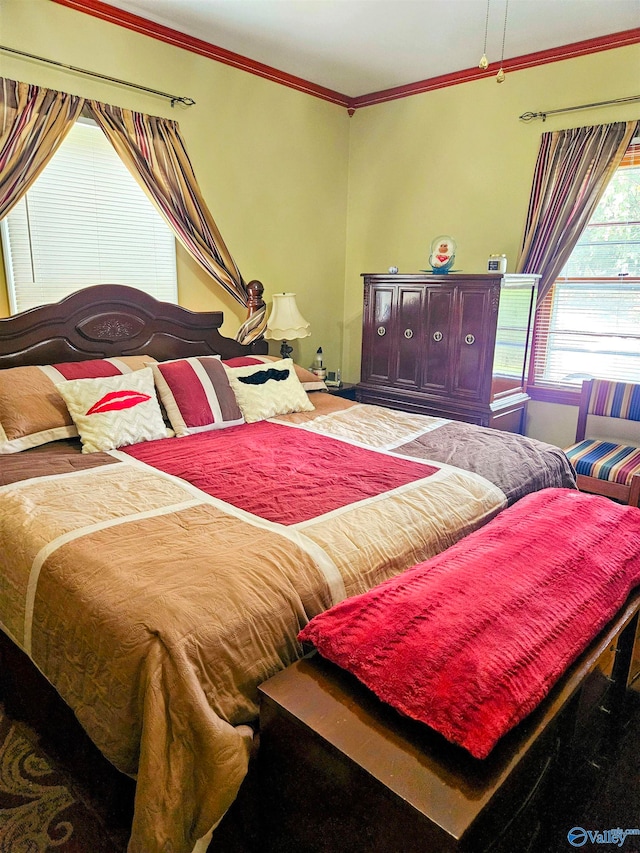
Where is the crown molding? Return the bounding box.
[350,28,640,109]
[49,1,640,114]
[49,0,351,107]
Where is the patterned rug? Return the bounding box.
[0,703,132,853]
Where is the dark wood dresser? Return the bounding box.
[258,595,640,853]
[357,273,539,433]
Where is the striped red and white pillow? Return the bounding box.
[152,356,244,436]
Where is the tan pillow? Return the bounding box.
[0,356,154,453]
[56,367,167,454]
[224,357,315,423]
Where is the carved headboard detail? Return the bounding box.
[76,312,147,342]
[0,285,268,369]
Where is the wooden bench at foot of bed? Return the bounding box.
[258,596,640,853]
[257,489,640,853]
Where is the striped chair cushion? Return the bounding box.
[588,380,640,421]
[565,439,640,486]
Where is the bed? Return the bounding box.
[0,285,577,853]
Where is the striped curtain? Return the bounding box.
[0,78,83,220]
[86,101,266,344]
[0,76,264,342]
[517,120,639,303]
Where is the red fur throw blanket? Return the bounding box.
[299,488,640,758]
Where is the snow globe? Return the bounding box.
[428,235,457,273]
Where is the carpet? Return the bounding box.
[0,702,131,853]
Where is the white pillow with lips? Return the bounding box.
[56,367,168,453]
[224,357,315,423]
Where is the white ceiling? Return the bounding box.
[105,0,639,97]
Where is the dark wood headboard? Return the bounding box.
[0,285,268,368]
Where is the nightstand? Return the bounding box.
[324,383,357,400]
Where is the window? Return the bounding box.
[1,118,177,314]
[531,142,640,389]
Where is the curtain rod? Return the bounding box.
[520,95,640,122]
[0,45,195,107]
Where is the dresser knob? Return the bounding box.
[464,334,475,345]
[404,328,414,339]
[433,331,443,342]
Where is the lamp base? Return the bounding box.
[279,341,293,359]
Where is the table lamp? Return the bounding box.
[265,293,311,359]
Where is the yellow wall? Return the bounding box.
[342,43,638,445]
[343,45,640,380]
[1,0,638,444]
[0,0,350,370]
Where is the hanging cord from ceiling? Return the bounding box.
[478,0,490,70]
[0,45,196,107]
[496,0,509,83]
[520,95,640,122]
[478,0,510,83]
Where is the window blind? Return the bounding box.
[541,279,640,384]
[532,143,640,387]
[1,119,177,314]
[493,287,534,378]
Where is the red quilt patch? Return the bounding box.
[123,421,437,525]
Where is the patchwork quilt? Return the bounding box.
[0,395,576,853]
